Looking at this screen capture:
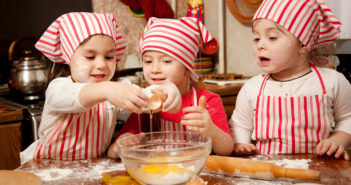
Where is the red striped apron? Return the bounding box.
[159,87,197,139]
[35,102,116,160]
[255,65,331,154]
[150,87,197,149]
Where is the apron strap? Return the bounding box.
[192,87,198,106]
[258,74,270,96]
[311,64,326,95]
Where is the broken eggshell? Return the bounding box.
[142,85,165,112]
[147,92,166,111]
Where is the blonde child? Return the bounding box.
[230,0,351,160]
[108,17,234,157]
[20,12,181,163]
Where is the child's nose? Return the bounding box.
[257,41,266,50]
[95,57,107,68]
[151,62,161,72]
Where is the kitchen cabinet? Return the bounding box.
[0,104,23,169]
[198,81,242,119]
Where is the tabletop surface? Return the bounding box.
[16,154,351,185]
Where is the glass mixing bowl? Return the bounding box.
[117,131,212,185]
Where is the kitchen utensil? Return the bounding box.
[200,38,219,55]
[8,36,49,99]
[205,155,320,181]
[117,131,212,185]
[196,20,219,55]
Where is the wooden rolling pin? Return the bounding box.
[205,155,320,181]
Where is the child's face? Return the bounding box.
[69,35,116,83]
[252,19,305,75]
[142,50,190,93]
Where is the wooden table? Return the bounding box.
[16,154,351,185]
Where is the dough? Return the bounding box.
[0,170,42,185]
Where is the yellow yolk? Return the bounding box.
[127,158,195,184]
[137,158,190,176]
[138,164,189,175]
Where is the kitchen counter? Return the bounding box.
[0,103,23,169]
[16,154,351,185]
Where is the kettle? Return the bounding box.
[8,36,49,99]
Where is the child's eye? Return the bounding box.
[143,60,152,64]
[269,37,277,40]
[163,59,172,64]
[253,38,260,42]
[85,56,95,60]
[105,56,115,60]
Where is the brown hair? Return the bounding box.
[309,44,338,69]
[43,35,94,92]
[44,62,71,92]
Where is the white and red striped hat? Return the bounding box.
[35,12,126,64]
[138,17,213,82]
[253,0,341,51]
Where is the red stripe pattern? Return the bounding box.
[254,66,331,154]
[35,12,126,64]
[253,0,341,51]
[35,103,114,160]
[138,17,214,82]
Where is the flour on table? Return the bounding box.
[32,168,73,181]
[251,158,312,169]
[271,159,311,169]
[18,159,126,182]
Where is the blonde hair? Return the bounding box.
[309,44,339,69]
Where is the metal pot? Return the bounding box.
[8,36,49,99]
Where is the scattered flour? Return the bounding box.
[20,159,126,182]
[32,168,73,181]
[270,159,311,169]
[251,157,312,169]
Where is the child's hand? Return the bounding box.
[316,138,349,160]
[152,82,181,113]
[107,132,144,158]
[107,82,148,114]
[233,143,258,155]
[181,96,214,136]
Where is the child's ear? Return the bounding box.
[184,68,191,76]
[299,45,308,56]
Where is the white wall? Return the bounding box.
[225,5,262,77]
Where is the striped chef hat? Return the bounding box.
[35,12,126,64]
[138,17,213,82]
[253,0,341,51]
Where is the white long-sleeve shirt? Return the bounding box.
[21,77,120,163]
[230,67,351,144]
